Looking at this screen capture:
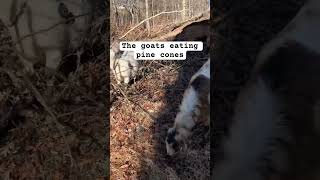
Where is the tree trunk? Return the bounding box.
[144,0,151,35]
[151,0,154,27]
[182,0,187,21]
[112,0,119,27]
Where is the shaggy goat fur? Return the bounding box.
[213,0,320,179]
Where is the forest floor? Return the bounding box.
[110,16,210,179]
[0,15,107,179]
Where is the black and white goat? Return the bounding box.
[213,0,320,179]
[166,58,210,156]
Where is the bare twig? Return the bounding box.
[111,83,157,121]
[57,106,88,118]
[0,69,77,168]
[119,9,190,39]
[22,75,76,165]
[11,13,91,46]
[0,68,20,87]
[167,8,210,31]
[150,11,210,41]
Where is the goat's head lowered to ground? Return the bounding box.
[0,0,94,73]
[166,59,210,156]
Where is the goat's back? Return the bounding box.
[0,0,92,68]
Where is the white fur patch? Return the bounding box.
[166,58,210,155]
[0,0,91,72]
[190,58,210,82]
[110,50,139,84]
[214,77,287,180]
[214,1,320,179]
[179,87,199,115]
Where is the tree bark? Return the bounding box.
[182,0,187,21]
[144,0,151,35]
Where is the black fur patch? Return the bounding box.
[258,40,320,175]
[58,3,75,24]
[190,75,210,94]
[259,40,320,132]
[259,40,320,95]
[166,129,177,144]
[166,129,180,152]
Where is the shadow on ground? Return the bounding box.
[137,47,210,179]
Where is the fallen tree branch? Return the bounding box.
[8,12,91,46]
[171,8,210,30]
[150,9,210,41]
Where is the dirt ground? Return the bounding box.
[0,12,107,180]
[110,48,209,179]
